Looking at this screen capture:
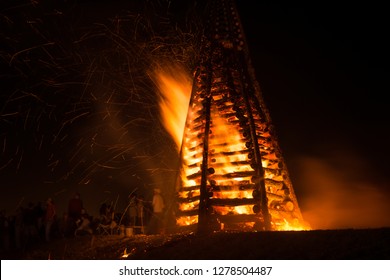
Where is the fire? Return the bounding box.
[273,218,311,231]
[175,102,262,226]
[176,215,198,226]
[121,247,136,258]
[208,112,253,187]
[151,63,192,151]
[121,248,129,258]
[152,61,311,232]
[148,0,312,233]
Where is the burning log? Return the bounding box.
[166,0,310,232]
[209,198,258,206]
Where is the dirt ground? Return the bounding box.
[1,227,389,260]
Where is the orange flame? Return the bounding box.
[152,63,192,151]
[151,62,310,232]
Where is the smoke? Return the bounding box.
[292,152,390,230]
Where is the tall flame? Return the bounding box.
[152,64,192,151]
[150,63,310,232]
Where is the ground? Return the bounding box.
[1,227,390,260]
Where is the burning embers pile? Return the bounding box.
[156,0,310,232]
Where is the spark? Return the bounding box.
[9,42,56,66]
[0,0,202,216]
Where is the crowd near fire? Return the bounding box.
[1,0,315,259]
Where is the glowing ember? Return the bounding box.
[121,247,136,258]
[121,248,129,258]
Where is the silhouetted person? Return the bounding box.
[67,192,83,236]
[127,193,138,227]
[137,195,145,233]
[99,203,107,217]
[33,201,45,239]
[13,207,24,250]
[23,202,38,245]
[44,198,56,242]
[99,202,113,225]
[75,208,93,236]
[0,210,11,252]
[57,212,68,238]
[147,188,165,234]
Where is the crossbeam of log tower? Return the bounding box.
[174,0,306,233]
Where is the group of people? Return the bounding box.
[1,198,57,250]
[0,192,90,254]
[40,192,92,240]
[0,188,167,254]
[125,188,165,234]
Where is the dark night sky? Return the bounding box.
[236,2,390,228]
[1,0,389,229]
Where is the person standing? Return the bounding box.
[127,193,138,227]
[67,192,83,236]
[23,202,37,244]
[33,201,45,239]
[44,198,56,242]
[137,195,145,233]
[99,203,110,225]
[148,188,165,234]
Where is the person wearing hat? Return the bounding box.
[148,188,165,234]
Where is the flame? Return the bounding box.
[152,63,192,151]
[121,247,136,258]
[273,218,311,231]
[177,107,257,225]
[174,103,311,230]
[121,248,129,258]
[151,63,310,232]
[177,215,198,226]
[209,112,253,188]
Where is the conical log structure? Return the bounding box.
[174,0,308,232]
